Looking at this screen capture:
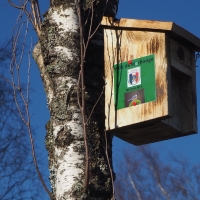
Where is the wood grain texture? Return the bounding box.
[104,29,171,131]
[103,18,198,145]
[101,17,200,51]
[170,39,192,70]
[161,40,197,134]
[191,50,198,133]
[101,17,173,31]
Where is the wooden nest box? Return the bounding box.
[101,17,200,145]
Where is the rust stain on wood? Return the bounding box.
[104,29,170,130]
[147,36,160,54]
[103,18,198,145]
[101,17,200,51]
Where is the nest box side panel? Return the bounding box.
[162,39,198,134]
[104,29,171,131]
[191,50,198,133]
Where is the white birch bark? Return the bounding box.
[33,4,85,199]
[33,0,119,199]
[46,8,83,199]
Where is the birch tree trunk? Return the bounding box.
[33,0,118,199]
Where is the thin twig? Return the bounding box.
[30,0,42,36]
[83,0,109,56]
[0,75,19,89]
[27,38,32,103]
[83,2,94,55]
[86,85,105,124]
[8,2,54,198]
[76,0,112,194]
[105,130,115,199]
[128,173,142,200]
[9,0,41,36]
[77,70,82,109]
[8,0,24,9]
[34,0,42,28]
[76,0,89,192]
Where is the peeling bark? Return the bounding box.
[33,0,118,199]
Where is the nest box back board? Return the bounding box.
[101,17,200,145]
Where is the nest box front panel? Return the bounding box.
[104,29,171,131]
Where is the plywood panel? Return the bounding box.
[162,41,197,134]
[104,29,171,131]
[101,17,200,51]
[191,50,198,133]
[170,39,192,70]
[162,73,183,132]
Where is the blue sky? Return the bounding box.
[1,0,200,198]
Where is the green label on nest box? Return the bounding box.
[114,54,156,110]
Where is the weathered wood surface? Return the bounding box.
[162,39,197,135]
[102,17,173,30]
[103,17,199,145]
[170,39,192,70]
[191,51,198,133]
[101,17,200,51]
[104,29,171,131]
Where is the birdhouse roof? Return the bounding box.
[101,17,200,51]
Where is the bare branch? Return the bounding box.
[76,0,89,192]
[8,0,41,36]
[115,145,200,199]
[0,75,19,90]
[83,0,109,56]
[140,146,171,200]
[8,0,24,9]
[128,173,142,200]
[77,70,82,109]
[86,85,105,124]
[8,4,53,198]
[30,0,42,36]
[105,131,115,199]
